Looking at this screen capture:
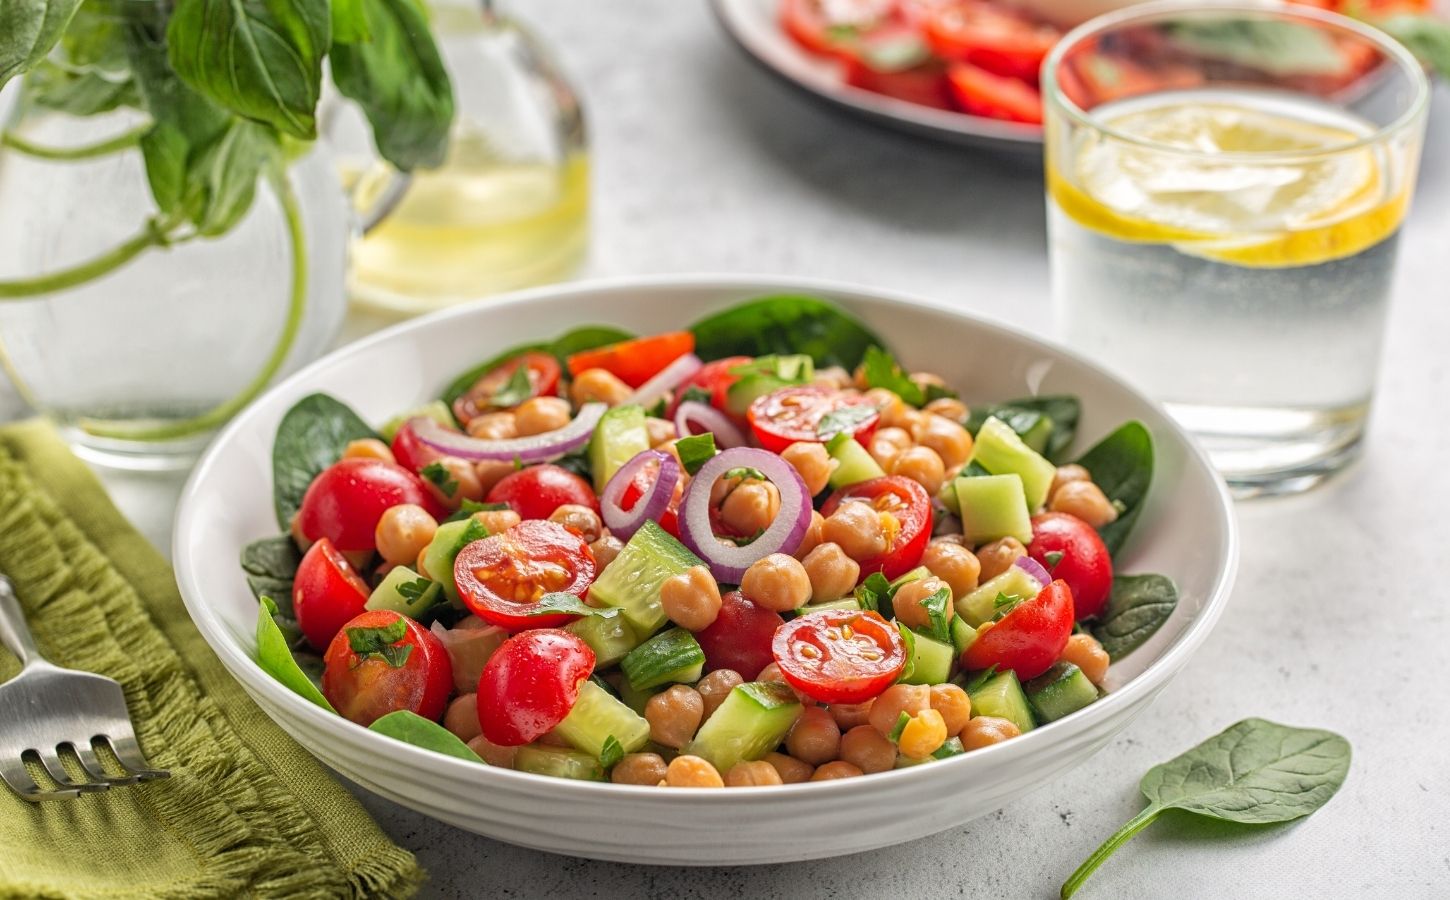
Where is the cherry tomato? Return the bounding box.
[946,62,1042,124]
[780,0,896,60]
[695,591,786,681]
[476,629,595,746]
[293,538,372,650]
[962,579,1075,680]
[296,457,440,552]
[485,464,599,521]
[771,609,906,704]
[619,459,680,538]
[566,331,696,389]
[820,476,932,582]
[667,355,753,418]
[322,609,453,726]
[1028,511,1113,620]
[925,2,1059,83]
[390,419,445,473]
[747,386,880,455]
[452,351,562,425]
[454,520,597,630]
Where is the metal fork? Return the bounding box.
[0,574,168,801]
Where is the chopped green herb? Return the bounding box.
[525,592,620,618]
[1044,550,1065,570]
[346,618,413,668]
[888,710,911,743]
[920,585,953,644]
[992,592,1024,621]
[678,385,713,407]
[675,432,717,475]
[489,366,534,408]
[396,577,434,603]
[854,571,894,615]
[924,383,959,404]
[600,735,625,769]
[723,465,767,483]
[817,404,878,439]
[860,345,926,407]
[420,461,458,497]
[444,499,511,523]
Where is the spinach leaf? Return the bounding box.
[240,534,302,612]
[271,393,379,529]
[1091,574,1178,659]
[330,0,453,170]
[165,0,329,140]
[689,295,885,370]
[967,395,1081,464]
[256,596,334,711]
[1074,421,1153,558]
[438,325,634,408]
[1062,719,1351,898]
[0,0,85,92]
[369,710,484,763]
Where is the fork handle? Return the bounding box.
[0,575,40,665]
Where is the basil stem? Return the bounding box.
[0,123,149,161]
[0,214,185,299]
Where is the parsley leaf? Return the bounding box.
[855,571,893,615]
[420,461,458,497]
[723,465,767,482]
[444,499,511,523]
[346,617,413,668]
[817,404,878,440]
[675,432,717,475]
[526,592,620,618]
[992,592,1025,621]
[396,577,434,603]
[860,345,925,407]
[1044,550,1065,570]
[600,735,625,769]
[489,366,534,408]
[920,585,953,643]
[678,385,713,407]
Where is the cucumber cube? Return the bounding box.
[682,682,803,773]
[968,417,1057,510]
[566,613,640,668]
[1024,662,1100,723]
[588,404,650,492]
[365,565,442,619]
[955,474,1033,545]
[900,629,956,686]
[421,518,488,602]
[588,521,702,638]
[513,746,605,781]
[967,670,1036,734]
[825,433,886,489]
[620,628,706,691]
[957,566,1043,626]
[554,681,651,762]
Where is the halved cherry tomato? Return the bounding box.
[946,62,1042,124]
[454,520,597,630]
[771,609,906,704]
[322,609,453,726]
[476,629,595,746]
[925,2,1059,83]
[296,457,440,552]
[293,538,372,650]
[485,464,599,521]
[962,579,1074,680]
[780,0,896,60]
[619,459,681,538]
[667,355,752,418]
[747,386,880,455]
[389,419,446,473]
[452,351,562,425]
[1028,511,1113,620]
[566,332,695,389]
[820,475,932,582]
[696,591,785,680]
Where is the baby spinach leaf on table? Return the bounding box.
[966,395,1081,464]
[439,326,635,408]
[1074,421,1153,558]
[1091,574,1178,659]
[240,535,302,616]
[256,596,335,711]
[369,710,484,763]
[272,393,380,529]
[1061,719,1351,898]
[689,296,886,370]
[0,0,85,92]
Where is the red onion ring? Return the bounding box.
[1015,556,1052,588]
[409,403,606,462]
[600,449,680,541]
[678,447,812,583]
[626,353,702,409]
[673,400,747,449]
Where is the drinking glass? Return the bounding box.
[1042,1,1429,497]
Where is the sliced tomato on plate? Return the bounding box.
[780,0,897,60]
[322,609,453,726]
[453,520,597,630]
[452,350,562,425]
[747,386,880,454]
[820,475,932,582]
[566,331,695,389]
[845,57,952,109]
[476,629,595,746]
[946,61,1043,123]
[771,609,906,704]
[962,579,1074,680]
[925,1,1059,83]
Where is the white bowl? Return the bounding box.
[174,276,1238,866]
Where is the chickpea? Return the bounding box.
[1050,481,1120,528]
[660,564,723,631]
[897,708,948,760]
[976,536,1026,582]
[799,542,861,603]
[839,724,897,774]
[863,388,914,430]
[443,693,482,742]
[472,507,521,535]
[828,700,874,731]
[1060,633,1111,686]
[924,397,969,425]
[570,367,632,407]
[890,445,946,495]
[725,760,784,787]
[645,416,677,448]
[612,753,668,786]
[794,510,826,560]
[960,716,1021,751]
[549,503,603,543]
[343,438,394,463]
[697,669,743,720]
[780,441,837,496]
[810,761,864,781]
[645,685,705,749]
[514,396,572,436]
[868,426,913,470]
[467,412,518,441]
[785,707,842,765]
[851,363,871,391]
[892,576,954,631]
[375,504,439,567]
[426,457,484,509]
[741,553,812,612]
[913,414,974,470]
[664,754,724,787]
[466,734,518,768]
[474,459,516,495]
[929,684,972,737]
[821,502,887,562]
[1049,464,1092,501]
[756,662,785,684]
[868,684,931,737]
[719,480,780,537]
[763,752,816,784]
[922,541,981,600]
[812,366,853,391]
[589,534,624,569]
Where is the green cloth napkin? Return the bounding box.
[0,420,425,899]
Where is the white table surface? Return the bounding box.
[19,1,1450,897]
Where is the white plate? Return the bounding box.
[710,0,1044,153]
[174,275,1237,866]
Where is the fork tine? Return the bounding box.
[0,755,79,802]
[35,749,109,793]
[68,742,138,786]
[100,735,169,781]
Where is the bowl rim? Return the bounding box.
[174,273,1239,800]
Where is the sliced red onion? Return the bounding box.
[626,353,702,409]
[409,402,605,463]
[1015,556,1052,588]
[601,449,680,541]
[678,447,812,583]
[673,400,747,449]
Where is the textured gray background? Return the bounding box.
[34,0,1450,897]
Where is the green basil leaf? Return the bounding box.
[1164,19,1347,77]
[0,0,85,91]
[1372,14,1450,80]
[331,0,370,44]
[347,617,413,667]
[330,0,452,170]
[271,393,380,529]
[528,592,619,618]
[369,710,484,763]
[256,596,334,711]
[420,460,458,497]
[1074,421,1153,558]
[816,404,878,440]
[599,735,624,769]
[919,585,952,644]
[855,571,892,616]
[675,432,717,476]
[488,366,535,409]
[439,326,635,408]
[966,395,1081,464]
[1091,573,1178,659]
[860,345,924,407]
[189,117,280,236]
[689,295,886,370]
[27,2,135,114]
